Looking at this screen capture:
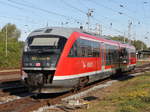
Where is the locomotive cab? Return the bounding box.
[120,48,129,64]
[22,35,67,89]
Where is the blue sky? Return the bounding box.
[0,0,150,47]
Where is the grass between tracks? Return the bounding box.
[78,72,150,112]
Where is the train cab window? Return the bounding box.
[106,44,119,65]
[119,48,129,64]
[23,35,67,68]
[131,52,136,58]
[28,35,67,49]
[120,48,128,58]
[30,37,59,47]
[68,38,100,57]
[129,49,136,58]
[27,35,67,51]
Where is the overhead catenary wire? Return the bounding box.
[4,0,125,34]
[60,0,124,35]
[61,0,87,14]
[0,0,82,29]
[107,0,144,25]
[0,15,40,24]
[0,1,47,25]
[0,1,23,10]
[2,0,127,35]
[7,0,81,23]
[76,0,127,29]
[1,0,148,40]
[86,0,141,24]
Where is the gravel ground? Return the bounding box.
[0,94,20,104]
[32,71,148,112]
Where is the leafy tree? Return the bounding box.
[0,23,23,69]
[131,40,147,50]
[1,23,21,40]
[110,36,128,42]
[147,47,150,50]
[110,36,147,50]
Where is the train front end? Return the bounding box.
[21,28,68,93]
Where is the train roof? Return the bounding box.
[28,27,83,38]
[28,27,135,49]
[28,27,109,39]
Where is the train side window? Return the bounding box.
[106,44,110,65]
[68,39,84,57]
[78,38,88,57]
[68,41,78,57]
[87,40,92,57]
[130,49,136,58]
[93,42,100,57]
[68,38,100,57]
[77,41,81,57]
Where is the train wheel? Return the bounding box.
[78,76,89,88]
[111,69,121,78]
[73,76,89,92]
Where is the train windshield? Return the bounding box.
[23,35,67,68]
[27,35,67,50]
[30,37,59,47]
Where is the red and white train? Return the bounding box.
[21,27,136,93]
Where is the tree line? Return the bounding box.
[0,23,23,69]
[110,36,149,50]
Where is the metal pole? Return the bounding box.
[5,25,8,57]
[128,21,132,44]
[87,15,90,31]
[86,9,94,32]
[123,32,126,43]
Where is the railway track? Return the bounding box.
[0,69,20,82]
[0,63,150,112]
[131,63,150,73]
[0,78,111,112]
[0,80,33,105]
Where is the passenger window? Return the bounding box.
[68,38,100,57]
[68,42,77,57]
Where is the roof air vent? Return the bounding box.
[33,29,43,32]
[45,29,52,33]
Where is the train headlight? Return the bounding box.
[24,63,29,66]
[23,40,29,52]
[51,63,55,67]
[46,63,50,66]
[22,71,28,80]
[24,45,29,52]
[29,63,33,66]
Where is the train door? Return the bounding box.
[127,48,131,65]
[101,43,106,72]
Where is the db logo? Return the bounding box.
[36,63,41,67]
[81,61,93,68]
